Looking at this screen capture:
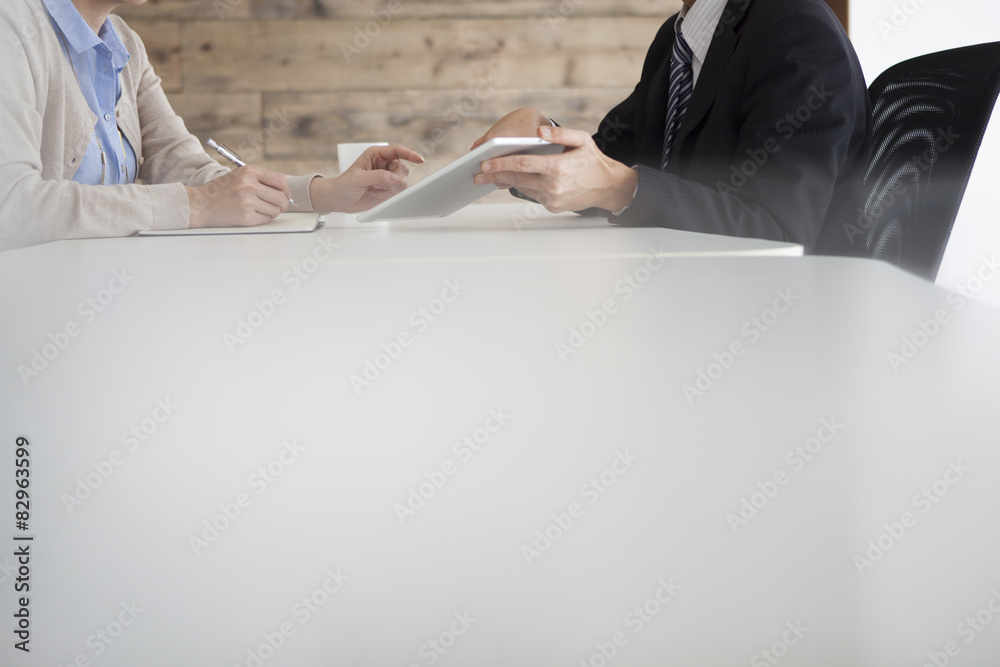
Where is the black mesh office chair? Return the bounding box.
[849,42,1000,281]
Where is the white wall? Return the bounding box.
[849,0,1000,305]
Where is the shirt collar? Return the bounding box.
[43,0,129,69]
[676,0,730,66]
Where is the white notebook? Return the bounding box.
[138,212,324,236]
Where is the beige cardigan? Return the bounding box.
[0,0,317,251]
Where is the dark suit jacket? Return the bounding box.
[593,0,871,252]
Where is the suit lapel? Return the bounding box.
[670,0,751,172]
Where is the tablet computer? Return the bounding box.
[356,137,563,223]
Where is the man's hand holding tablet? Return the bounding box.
[472,110,639,215]
[356,138,564,223]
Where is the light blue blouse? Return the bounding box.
[43,0,138,186]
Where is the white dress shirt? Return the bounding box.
[678,0,730,88]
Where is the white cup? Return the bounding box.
[337,142,389,174]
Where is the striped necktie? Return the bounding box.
[661,21,694,170]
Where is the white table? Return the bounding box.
[3,204,801,272]
[2,207,999,667]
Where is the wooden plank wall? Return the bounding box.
[117,0,848,181]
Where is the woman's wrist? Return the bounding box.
[185,186,205,228]
[308,176,336,214]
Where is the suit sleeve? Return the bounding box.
[616,11,866,250]
[593,89,639,166]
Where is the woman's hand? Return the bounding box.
[471,108,552,150]
[310,145,425,214]
[186,166,291,228]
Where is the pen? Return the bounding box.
[205,138,296,207]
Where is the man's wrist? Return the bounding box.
[606,164,639,214]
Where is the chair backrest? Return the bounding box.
[852,42,1000,281]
